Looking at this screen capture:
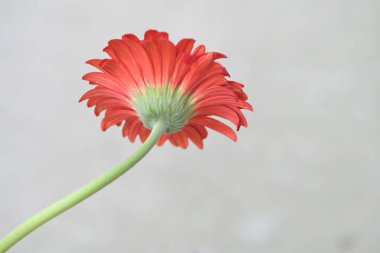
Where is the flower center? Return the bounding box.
[132,85,194,133]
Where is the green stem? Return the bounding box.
[0,121,167,253]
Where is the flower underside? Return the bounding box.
[80,29,252,149]
[132,85,194,133]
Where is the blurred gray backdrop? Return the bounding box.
[0,0,379,252]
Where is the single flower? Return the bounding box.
[80,29,252,148]
[0,30,253,252]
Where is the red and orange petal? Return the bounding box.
[80,29,252,149]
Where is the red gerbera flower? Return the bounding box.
[80,30,252,149]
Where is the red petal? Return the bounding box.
[176,39,195,55]
[195,87,235,102]
[108,39,145,88]
[94,98,133,116]
[226,105,248,129]
[144,30,159,41]
[142,41,162,86]
[212,52,227,60]
[194,96,238,110]
[101,110,136,131]
[86,59,103,70]
[195,105,241,129]
[122,118,139,137]
[168,135,179,147]
[183,125,204,149]
[173,131,189,149]
[181,53,213,93]
[158,32,169,40]
[123,117,140,142]
[160,40,176,86]
[227,80,245,88]
[79,87,129,103]
[127,119,142,142]
[170,53,191,89]
[99,59,138,92]
[192,63,228,92]
[189,116,237,141]
[192,45,205,58]
[157,135,168,146]
[139,126,151,142]
[123,38,155,86]
[122,33,140,42]
[191,124,208,138]
[241,101,253,111]
[82,72,128,95]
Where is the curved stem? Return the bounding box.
[0,121,167,253]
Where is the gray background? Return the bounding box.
[0,0,379,252]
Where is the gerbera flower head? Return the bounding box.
[80,30,252,149]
